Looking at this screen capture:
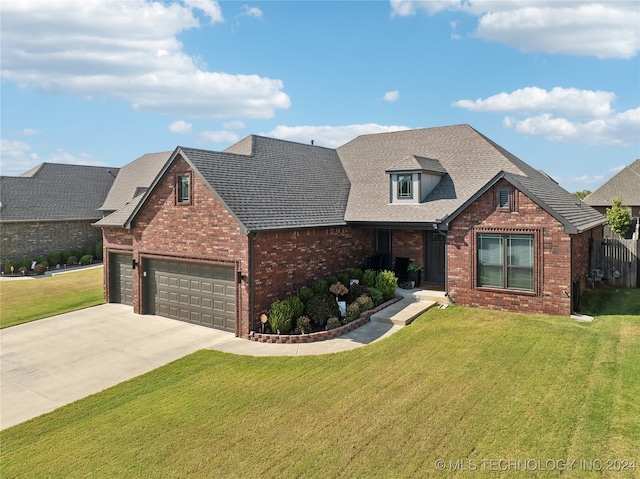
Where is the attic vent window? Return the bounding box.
[176,174,192,205]
[498,188,510,210]
[397,175,413,199]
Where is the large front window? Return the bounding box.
[478,233,534,291]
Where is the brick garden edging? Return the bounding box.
[249,296,402,344]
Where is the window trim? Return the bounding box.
[397,174,413,199]
[473,227,540,295]
[175,172,192,205]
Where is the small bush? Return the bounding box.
[84,245,94,257]
[294,316,312,334]
[356,294,374,311]
[297,287,315,304]
[286,295,305,320]
[312,279,329,295]
[337,272,350,288]
[80,255,93,266]
[95,241,104,260]
[346,283,368,304]
[305,293,340,328]
[67,256,78,266]
[345,302,361,323]
[4,259,15,275]
[363,269,377,288]
[269,300,294,334]
[376,270,398,301]
[326,276,339,287]
[367,287,384,306]
[47,250,61,267]
[18,266,29,275]
[329,282,348,298]
[35,256,47,266]
[327,317,342,330]
[72,250,83,261]
[19,258,31,270]
[34,263,47,275]
[60,250,71,265]
[349,268,364,282]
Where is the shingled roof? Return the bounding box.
[337,124,605,233]
[583,159,640,208]
[1,163,118,222]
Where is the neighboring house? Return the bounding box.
[0,163,118,263]
[583,159,640,218]
[95,124,606,337]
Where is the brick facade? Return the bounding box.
[447,179,588,316]
[1,220,102,264]
[392,230,425,270]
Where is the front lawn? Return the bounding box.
[0,266,104,328]
[1,289,639,478]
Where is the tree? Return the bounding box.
[606,196,632,236]
[572,190,591,200]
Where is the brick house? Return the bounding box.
[95,124,606,337]
[1,163,118,263]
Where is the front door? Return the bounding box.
[425,231,445,283]
[376,230,392,270]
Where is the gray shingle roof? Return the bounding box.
[100,151,171,212]
[337,124,605,232]
[1,163,118,222]
[583,159,640,207]
[181,136,350,232]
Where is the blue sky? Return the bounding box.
[1,0,639,193]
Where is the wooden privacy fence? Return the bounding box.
[591,237,639,288]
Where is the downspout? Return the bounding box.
[249,231,259,335]
[436,217,452,303]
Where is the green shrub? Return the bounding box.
[34,263,47,275]
[294,316,312,334]
[47,250,61,267]
[345,302,361,323]
[606,196,632,236]
[346,283,368,303]
[84,245,94,257]
[305,293,340,328]
[35,256,47,266]
[95,241,104,260]
[67,256,78,266]
[80,255,93,266]
[4,259,15,275]
[356,294,374,311]
[363,269,377,288]
[286,295,305,320]
[337,272,350,288]
[312,279,329,295]
[349,268,364,282]
[376,270,398,301]
[269,299,294,334]
[327,317,342,330]
[19,258,31,269]
[297,287,315,304]
[326,276,339,287]
[18,266,29,275]
[60,250,71,265]
[367,287,384,306]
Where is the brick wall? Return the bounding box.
[392,230,424,269]
[252,227,374,325]
[1,220,102,263]
[448,179,575,316]
[571,226,603,292]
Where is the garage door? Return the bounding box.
[144,259,236,332]
[110,253,133,306]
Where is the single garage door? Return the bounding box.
[110,253,133,306]
[144,259,236,332]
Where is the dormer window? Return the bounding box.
[397,174,413,199]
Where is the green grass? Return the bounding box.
[0,267,104,328]
[1,288,639,478]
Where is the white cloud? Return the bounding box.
[223,120,245,130]
[240,5,263,19]
[1,0,290,119]
[390,1,640,59]
[263,124,411,148]
[168,120,192,134]
[455,87,615,119]
[201,130,240,144]
[381,90,400,102]
[0,139,106,176]
[456,87,639,146]
[20,129,41,136]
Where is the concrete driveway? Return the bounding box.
[0,304,235,430]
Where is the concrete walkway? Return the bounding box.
[1,290,440,429]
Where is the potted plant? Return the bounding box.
[407,263,423,286]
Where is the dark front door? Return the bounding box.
[425,231,445,283]
[376,230,392,270]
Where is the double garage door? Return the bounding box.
[144,259,236,332]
